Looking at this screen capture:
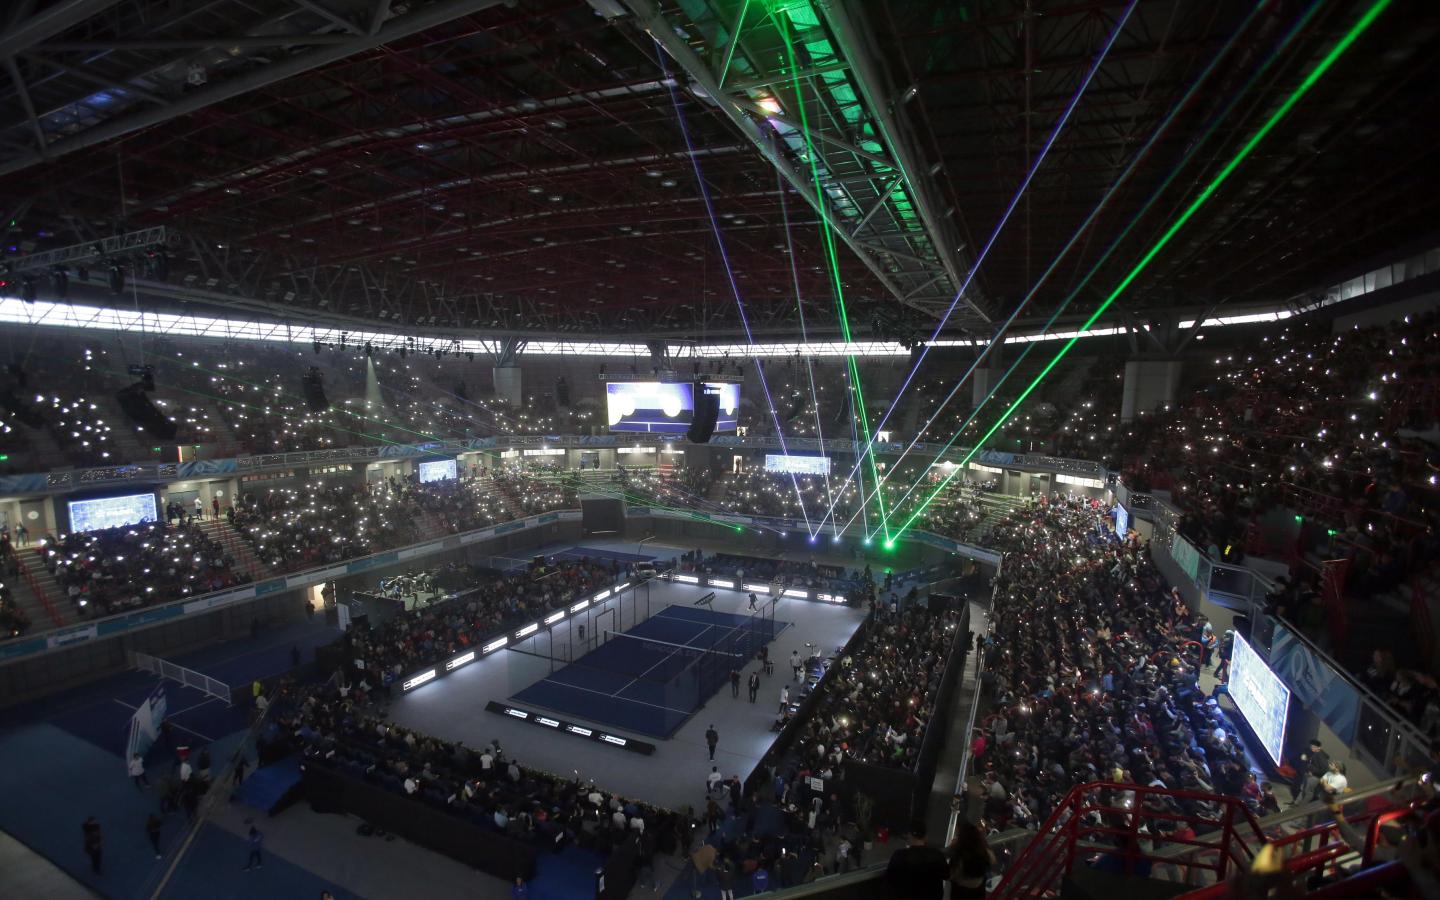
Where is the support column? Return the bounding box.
[493,338,525,406]
[973,344,1003,408]
[1121,359,1183,422]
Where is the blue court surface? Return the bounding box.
[511,605,788,739]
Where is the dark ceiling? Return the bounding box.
[0,0,1435,341]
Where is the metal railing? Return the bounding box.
[132,651,233,705]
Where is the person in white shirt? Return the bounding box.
[707,767,723,793]
[179,761,192,783]
[630,815,645,833]
[129,754,149,790]
[780,685,790,710]
[404,777,418,795]
[480,750,494,771]
[1321,761,1348,801]
[612,808,628,828]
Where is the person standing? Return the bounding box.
[707,766,723,794]
[194,496,204,519]
[748,671,760,703]
[510,875,530,899]
[947,822,995,900]
[146,813,163,859]
[885,822,948,900]
[81,816,103,874]
[780,685,790,712]
[233,753,249,785]
[242,826,263,870]
[705,725,719,761]
[790,650,802,681]
[730,668,741,698]
[748,592,759,611]
[1294,739,1330,804]
[212,496,220,519]
[129,753,150,790]
[716,859,737,900]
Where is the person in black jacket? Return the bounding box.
[1293,739,1330,805]
[885,822,948,900]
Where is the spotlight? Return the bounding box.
[832,535,841,544]
[807,535,817,545]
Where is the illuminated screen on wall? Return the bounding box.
[69,493,159,533]
[417,458,458,483]
[765,454,831,476]
[1172,535,1202,582]
[1114,503,1129,536]
[1228,632,1290,764]
[606,382,740,433]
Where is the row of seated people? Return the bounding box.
[273,678,683,874]
[40,521,249,618]
[229,481,422,571]
[784,602,963,771]
[972,499,1261,833]
[338,557,616,683]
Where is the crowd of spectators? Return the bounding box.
[339,557,615,684]
[972,499,1257,832]
[263,676,681,887]
[787,603,962,771]
[230,481,422,571]
[40,520,249,618]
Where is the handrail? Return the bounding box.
[990,777,1418,900]
[15,555,65,629]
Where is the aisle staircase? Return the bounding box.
[195,520,267,581]
[14,546,68,627]
[8,549,67,629]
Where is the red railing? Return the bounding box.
[990,781,1408,900]
[15,555,65,629]
[1319,557,1351,654]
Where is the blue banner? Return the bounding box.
[1266,622,1361,744]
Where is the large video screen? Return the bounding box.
[1228,632,1290,764]
[1114,503,1129,536]
[417,458,458,483]
[69,493,159,533]
[709,382,740,432]
[606,382,740,433]
[765,454,831,476]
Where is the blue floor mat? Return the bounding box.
[234,757,303,815]
[159,824,363,900]
[531,845,608,900]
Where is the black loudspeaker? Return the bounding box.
[555,377,569,407]
[687,387,720,444]
[116,383,178,440]
[302,367,329,412]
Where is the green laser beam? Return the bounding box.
[873,0,1316,525]
[717,0,752,89]
[773,6,890,539]
[891,0,1393,539]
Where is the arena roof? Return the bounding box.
[0,0,1436,341]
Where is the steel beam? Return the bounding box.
[595,0,966,327]
[10,226,167,272]
[0,0,513,179]
[818,0,985,324]
[0,0,124,58]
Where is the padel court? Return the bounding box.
[510,604,788,738]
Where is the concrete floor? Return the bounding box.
[385,578,868,813]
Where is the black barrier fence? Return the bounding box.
[302,760,539,881]
[741,611,875,800]
[751,603,971,838]
[907,604,970,818]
